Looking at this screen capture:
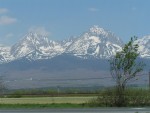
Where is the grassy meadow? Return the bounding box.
[0,96,96,104]
[0,88,150,108]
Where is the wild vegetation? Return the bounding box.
[88,88,150,107]
[0,88,149,108]
[108,37,145,106]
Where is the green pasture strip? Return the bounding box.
[0,103,87,108]
[0,97,96,104]
[6,93,99,98]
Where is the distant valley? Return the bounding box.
[0,25,149,89]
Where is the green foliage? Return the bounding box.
[88,88,150,107]
[109,37,145,106]
[110,37,145,88]
[125,89,150,106]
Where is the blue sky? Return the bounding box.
[0,0,150,45]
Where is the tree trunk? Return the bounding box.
[115,85,126,107]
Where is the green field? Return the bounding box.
[0,96,96,104]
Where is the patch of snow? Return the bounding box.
[89,25,108,36]
[95,45,100,54]
[89,36,101,43]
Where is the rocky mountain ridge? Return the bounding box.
[0,25,149,64]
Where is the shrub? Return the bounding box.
[88,88,150,107]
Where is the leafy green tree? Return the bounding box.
[109,37,145,106]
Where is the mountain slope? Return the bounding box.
[0,45,13,63]
[3,26,150,64]
[0,26,149,89]
[10,32,64,60]
[65,25,123,59]
[135,35,150,58]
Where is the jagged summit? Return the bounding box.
[65,26,123,59]
[89,25,109,36]
[0,26,150,64]
[10,32,64,60]
[88,26,123,45]
[10,32,49,58]
[22,32,49,45]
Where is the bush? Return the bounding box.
[125,89,150,106]
[88,88,150,107]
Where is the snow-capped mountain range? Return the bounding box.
[10,32,64,60]
[0,25,149,64]
[134,35,150,58]
[65,26,123,59]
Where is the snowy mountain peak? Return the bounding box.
[10,32,64,60]
[89,25,108,36]
[65,26,123,59]
[2,26,150,64]
[28,32,38,37]
[25,32,49,44]
[88,26,123,45]
[28,32,46,37]
[135,35,150,58]
[0,45,13,63]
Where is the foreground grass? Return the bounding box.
[1,88,150,108]
[0,96,96,104]
[88,88,150,107]
[0,96,96,108]
[0,103,87,108]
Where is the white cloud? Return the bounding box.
[28,26,50,36]
[0,16,17,25]
[0,8,8,14]
[89,8,99,12]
